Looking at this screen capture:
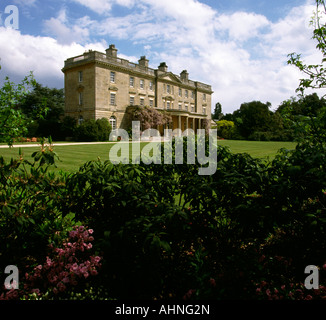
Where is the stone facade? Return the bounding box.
[62,44,213,133]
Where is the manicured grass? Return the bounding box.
[216,140,297,159]
[0,142,149,172]
[0,140,297,173]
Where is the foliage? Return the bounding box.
[276,93,326,143]
[131,106,172,130]
[23,226,101,298]
[234,101,273,140]
[74,118,112,142]
[0,139,73,274]
[287,0,326,95]
[221,100,287,141]
[18,82,65,140]
[0,69,36,146]
[1,226,102,300]
[0,134,325,300]
[212,102,223,120]
[53,136,324,299]
[216,119,235,139]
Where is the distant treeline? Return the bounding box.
[213,93,326,141]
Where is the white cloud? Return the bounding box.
[262,4,317,58]
[70,0,136,14]
[71,0,114,14]
[43,9,91,45]
[0,27,106,87]
[215,12,270,42]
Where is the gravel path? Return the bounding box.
[0,138,165,149]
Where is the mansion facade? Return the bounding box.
[62,45,213,133]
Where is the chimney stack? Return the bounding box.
[106,44,118,58]
[158,62,168,72]
[139,56,149,68]
[180,70,189,81]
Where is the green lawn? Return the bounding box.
[216,140,297,159]
[0,140,297,172]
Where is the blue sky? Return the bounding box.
[0,0,322,113]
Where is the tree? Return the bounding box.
[235,101,272,140]
[277,93,326,143]
[18,82,65,139]
[212,102,223,120]
[288,0,326,96]
[287,0,326,144]
[0,68,36,146]
[96,118,112,141]
[74,118,112,142]
[216,120,235,139]
[132,106,172,131]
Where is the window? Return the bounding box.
[140,97,145,106]
[179,88,182,97]
[185,90,188,98]
[149,99,154,107]
[167,101,171,109]
[203,107,206,115]
[203,93,207,101]
[167,84,171,94]
[110,71,115,83]
[191,104,195,112]
[129,77,134,87]
[140,79,144,89]
[79,92,83,105]
[149,81,154,91]
[78,71,83,82]
[185,104,188,111]
[109,116,117,130]
[178,103,182,110]
[191,91,195,99]
[130,96,135,106]
[110,93,116,106]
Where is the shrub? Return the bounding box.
[0,140,73,276]
[74,118,112,142]
[1,226,102,300]
[23,226,101,299]
[1,135,326,300]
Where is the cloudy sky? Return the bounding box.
[0,0,322,114]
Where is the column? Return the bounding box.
[178,115,182,136]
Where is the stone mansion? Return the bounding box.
[62,44,213,133]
